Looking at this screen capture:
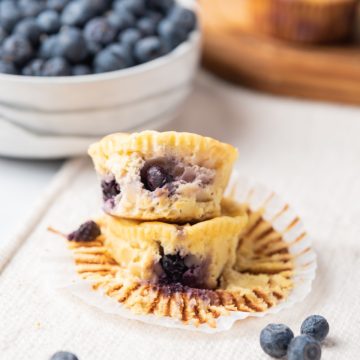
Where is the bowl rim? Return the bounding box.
[0,26,200,85]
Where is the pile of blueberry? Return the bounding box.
[0,0,197,76]
[260,315,330,360]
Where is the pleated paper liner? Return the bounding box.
[45,174,316,333]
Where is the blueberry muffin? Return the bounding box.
[215,0,356,44]
[98,198,247,289]
[89,131,238,222]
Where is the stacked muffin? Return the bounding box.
[87,131,248,290]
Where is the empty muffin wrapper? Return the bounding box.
[43,173,316,333]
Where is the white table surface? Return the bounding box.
[0,158,62,241]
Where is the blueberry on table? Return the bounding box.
[0,60,17,75]
[84,18,117,46]
[137,17,157,36]
[72,64,91,76]
[134,36,163,63]
[37,10,61,34]
[14,19,42,46]
[56,27,88,63]
[50,351,79,360]
[42,57,71,76]
[260,323,294,358]
[119,28,142,49]
[94,44,133,73]
[287,335,321,360]
[68,220,101,242]
[301,315,329,342]
[47,0,71,12]
[18,0,45,17]
[2,35,34,66]
[0,1,22,33]
[107,10,136,32]
[113,0,146,17]
[22,59,46,76]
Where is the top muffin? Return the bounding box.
[89,131,238,222]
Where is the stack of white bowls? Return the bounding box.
[0,2,200,159]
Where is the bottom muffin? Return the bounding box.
[63,206,294,328]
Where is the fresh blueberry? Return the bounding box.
[42,57,71,76]
[2,35,34,66]
[0,60,17,75]
[101,178,121,202]
[0,27,8,45]
[39,35,59,59]
[84,18,116,46]
[137,17,157,36]
[145,10,163,25]
[14,19,42,46]
[72,64,91,76]
[168,6,197,33]
[158,19,187,52]
[0,1,22,33]
[134,36,163,63]
[260,324,295,359]
[301,315,329,342]
[287,335,321,360]
[86,40,103,56]
[61,0,97,27]
[56,27,88,63]
[141,164,172,191]
[94,44,133,73]
[18,0,45,17]
[37,10,61,34]
[147,0,175,13]
[113,0,145,17]
[47,0,71,12]
[107,10,136,32]
[22,58,45,76]
[119,28,142,49]
[68,220,101,242]
[50,351,79,360]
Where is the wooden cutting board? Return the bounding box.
[200,0,360,105]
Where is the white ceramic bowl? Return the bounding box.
[0,0,200,158]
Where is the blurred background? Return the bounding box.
[0,0,360,240]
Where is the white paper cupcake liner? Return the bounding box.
[43,172,316,333]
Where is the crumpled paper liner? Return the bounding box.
[44,174,316,333]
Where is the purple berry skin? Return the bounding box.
[119,28,142,49]
[301,315,329,342]
[68,221,101,242]
[56,27,88,63]
[141,165,171,191]
[72,65,91,76]
[260,324,294,358]
[94,44,133,73]
[134,36,163,64]
[287,335,321,360]
[22,59,46,76]
[50,351,79,360]
[101,178,121,202]
[84,17,117,46]
[2,35,34,66]
[14,19,42,46]
[42,57,71,76]
[0,60,17,75]
[37,10,61,34]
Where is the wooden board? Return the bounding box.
[200,1,360,106]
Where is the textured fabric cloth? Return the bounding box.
[1,73,360,359]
